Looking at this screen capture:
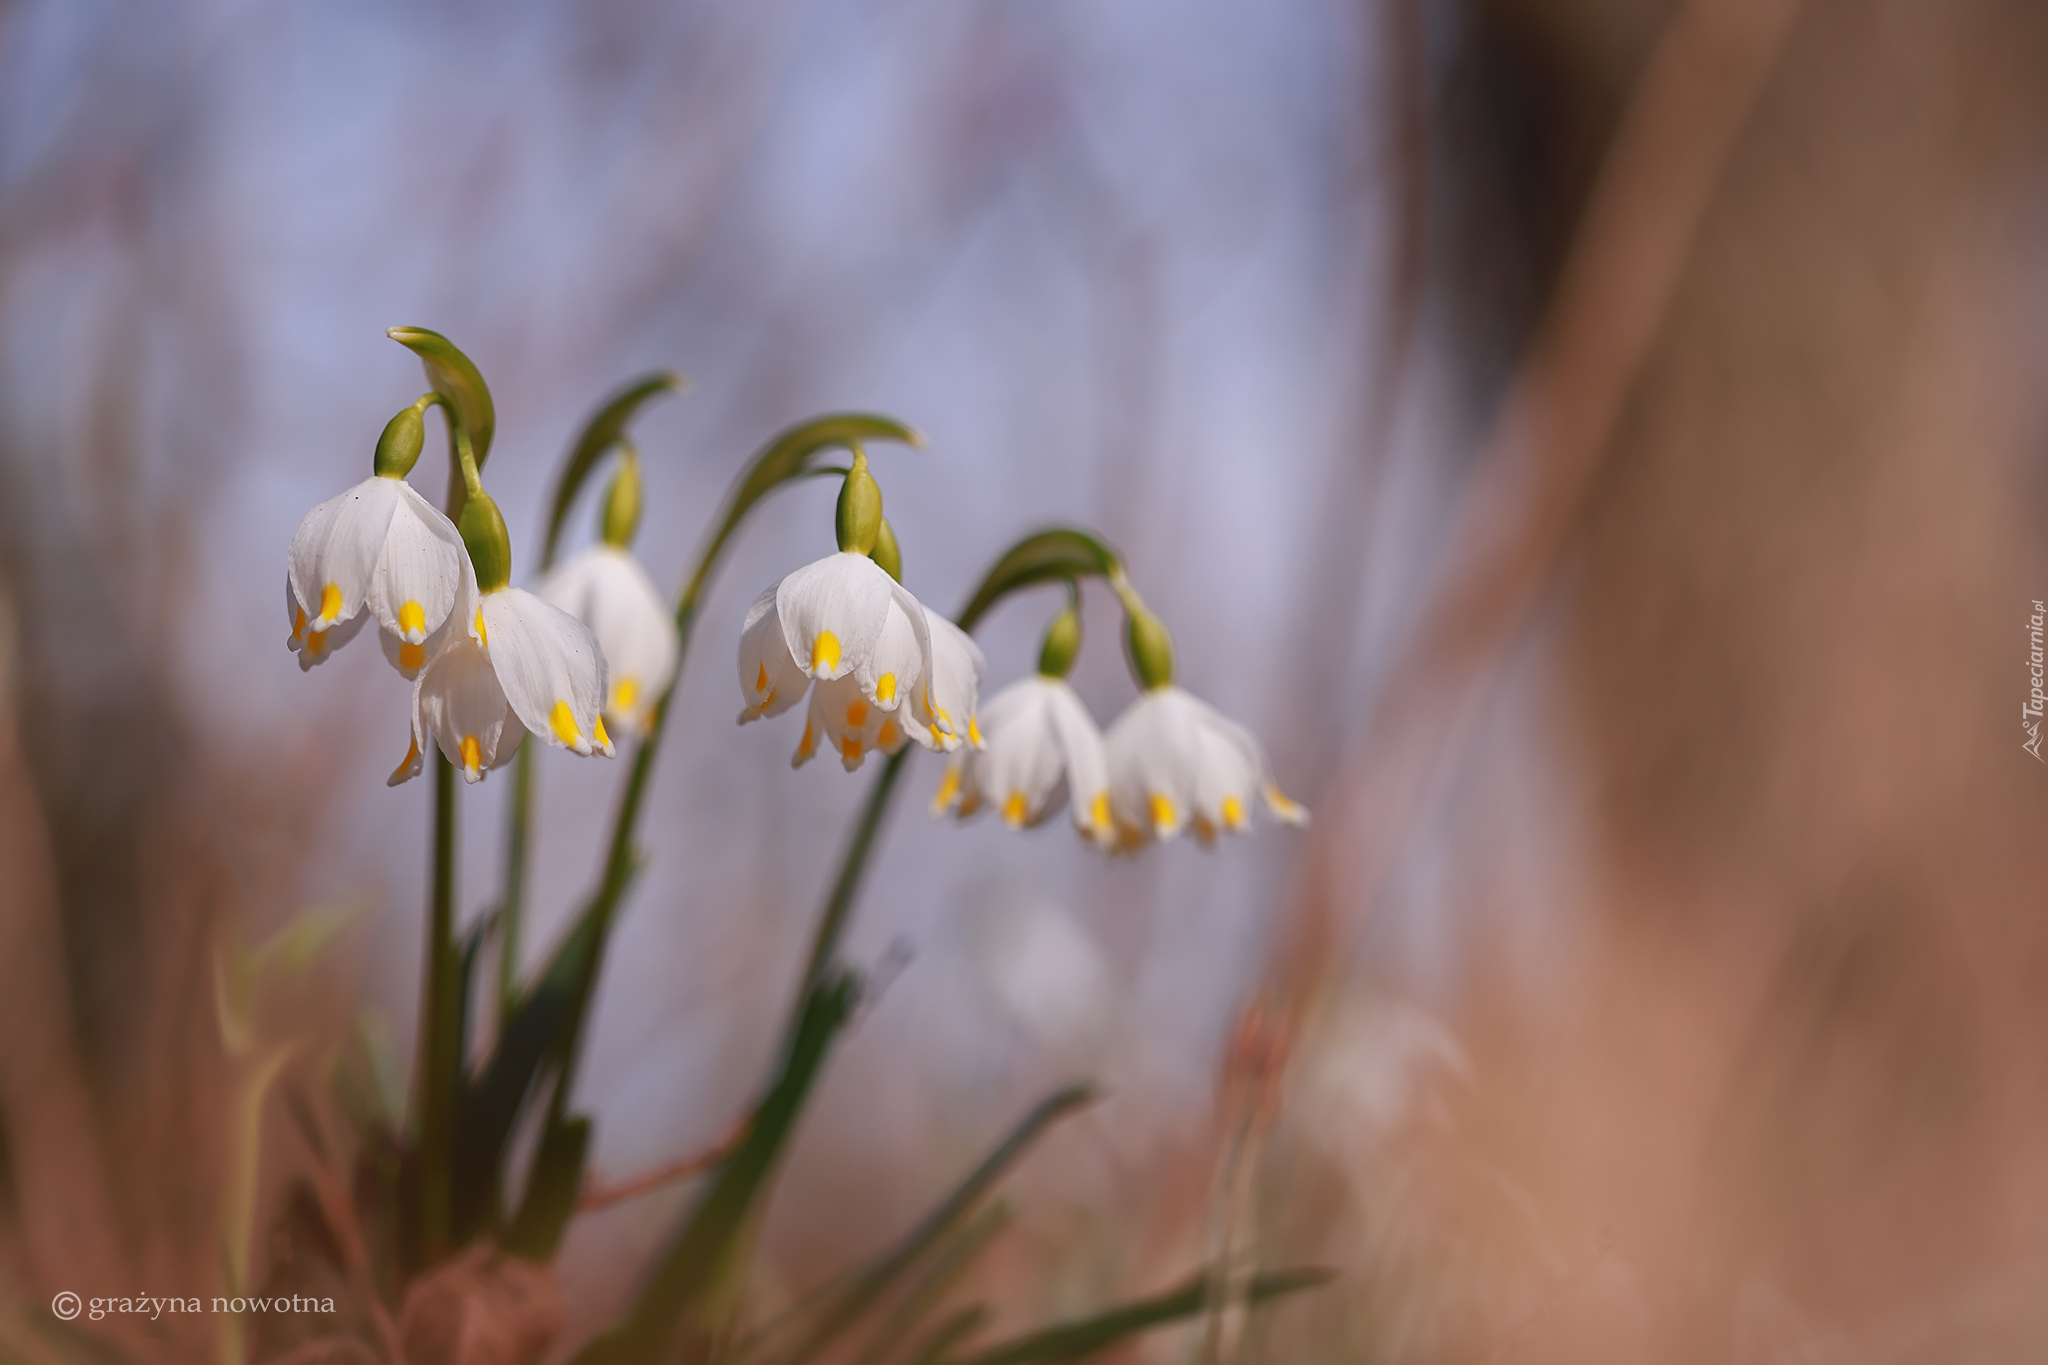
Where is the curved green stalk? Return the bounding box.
[413,374,485,1268]
[588,528,1142,1360]
[475,416,919,1263]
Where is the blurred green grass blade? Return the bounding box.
[784,1085,1098,1363]
[388,326,496,469]
[849,1202,1011,1365]
[904,1306,991,1365]
[446,911,499,1243]
[953,529,1122,632]
[577,971,861,1365]
[502,1112,592,1260]
[533,416,918,1271]
[940,1269,1333,1365]
[540,371,686,568]
[454,900,602,1253]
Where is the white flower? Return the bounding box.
[908,609,986,752]
[389,588,614,786]
[737,548,930,721]
[537,544,679,739]
[934,675,1111,845]
[1103,685,1307,847]
[286,474,473,677]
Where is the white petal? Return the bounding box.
[481,588,612,757]
[377,593,468,681]
[853,594,925,712]
[912,608,986,750]
[1041,679,1113,843]
[796,672,920,772]
[1186,706,1264,840]
[736,583,811,724]
[775,552,896,681]
[539,546,678,738]
[288,476,402,631]
[1104,687,1204,842]
[414,634,522,782]
[287,571,367,670]
[367,479,468,645]
[974,680,1066,826]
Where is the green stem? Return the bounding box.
[539,587,703,1130]
[413,389,477,1266]
[500,742,534,1012]
[798,748,911,995]
[417,751,460,1262]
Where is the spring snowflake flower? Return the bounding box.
[286,474,472,677]
[390,585,615,787]
[737,549,932,730]
[934,675,1110,845]
[538,545,679,739]
[1104,685,1307,848]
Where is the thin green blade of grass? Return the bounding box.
[848,1201,1012,1365]
[904,1307,992,1365]
[573,971,860,1365]
[782,1085,1097,1364]
[939,1268,1334,1365]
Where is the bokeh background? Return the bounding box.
[5,0,2048,1360]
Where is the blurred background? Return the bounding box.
[5,0,2048,1360]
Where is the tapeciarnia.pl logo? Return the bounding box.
[2026,599,2044,761]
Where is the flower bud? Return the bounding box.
[374,404,426,479]
[600,449,643,548]
[1124,606,1175,691]
[460,491,513,593]
[835,448,883,555]
[1037,602,1082,679]
[869,517,903,583]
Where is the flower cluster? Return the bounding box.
[924,596,1306,851]
[287,388,625,785]
[737,457,1307,852]
[294,335,1306,857]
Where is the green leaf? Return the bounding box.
[446,911,504,1244]
[848,1203,1011,1365]
[388,327,496,468]
[953,529,1122,633]
[454,901,603,1254]
[252,899,366,981]
[940,1268,1334,1365]
[578,971,861,1365]
[783,1084,1098,1362]
[503,1113,592,1260]
[905,1307,991,1365]
[540,372,686,569]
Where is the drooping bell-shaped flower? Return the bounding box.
[536,453,679,739]
[1101,604,1306,847]
[737,452,935,762]
[935,676,1111,842]
[390,492,614,786]
[933,601,1100,840]
[1104,686,1306,846]
[286,404,472,677]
